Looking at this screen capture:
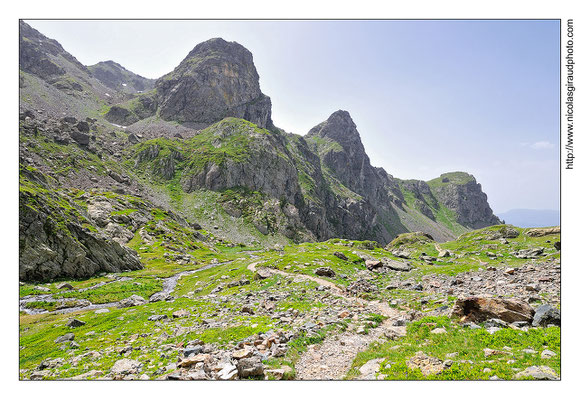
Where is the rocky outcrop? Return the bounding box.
[19,175,143,282]
[428,172,501,229]
[156,38,273,128]
[306,110,391,204]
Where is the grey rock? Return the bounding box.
[55,333,74,343]
[514,366,559,380]
[110,359,142,376]
[156,38,273,129]
[236,356,264,378]
[66,319,86,328]
[532,304,561,327]
[184,345,204,358]
[118,295,146,308]
[147,314,168,322]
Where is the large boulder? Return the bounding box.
[451,296,534,323]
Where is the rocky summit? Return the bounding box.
[18,21,560,381]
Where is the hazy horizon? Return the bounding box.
[24,19,561,214]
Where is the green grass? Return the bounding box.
[54,278,162,304]
[346,316,560,380]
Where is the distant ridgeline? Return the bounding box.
[19,21,503,280]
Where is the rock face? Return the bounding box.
[19,172,143,281]
[156,38,272,129]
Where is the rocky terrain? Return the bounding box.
[18,21,560,381]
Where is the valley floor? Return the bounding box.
[19,226,560,381]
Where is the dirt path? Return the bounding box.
[246,261,406,380]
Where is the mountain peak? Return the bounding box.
[327,109,355,124]
[306,110,361,146]
[156,38,272,128]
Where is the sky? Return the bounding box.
[25,20,561,214]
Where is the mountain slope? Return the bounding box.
[88,60,155,94]
[19,22,503,280]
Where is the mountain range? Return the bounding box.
[19,21,501,281]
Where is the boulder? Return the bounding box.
[384,259,413,272]
[525,227,560,237]
[149,292,173,303]
[54,333,74,343]
[358,358,385,380]
[532,304,561,327]
[514,366,559,380]
[110,359,142,376]
[392,250,411,259]
[237,356,264,378]
[451,296,534,323]
[333,251,348,261]
[514,248,544,259]
[254,267,272,280]
[118,295,146,308]
[314,267,336,277]
[70,130,90,145]
[365,260,383,270]
[438,249,450,257]
[66,319,86,328]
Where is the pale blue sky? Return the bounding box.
[25,20,560,213]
